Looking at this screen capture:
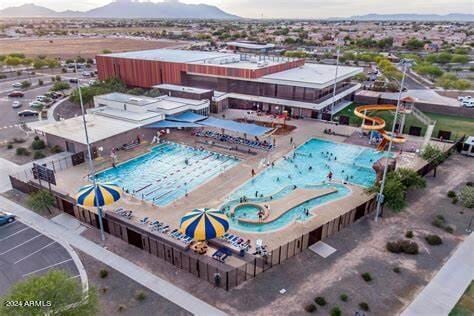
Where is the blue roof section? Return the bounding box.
[145,121,202,129]
[166,111,207,123]
[199,117,271,136]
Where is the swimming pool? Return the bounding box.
[222,138,385,232]
[95,142,239,206]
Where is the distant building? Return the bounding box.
[225,41,275,54]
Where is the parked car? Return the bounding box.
[88,79,97,86]
[18,109,39,117]
[0,211,15,226]
[69,78,78,84]
[458,96,471,102]
[11,101,22,108]
[462,100,474,108]
[12,82,22,88]
[8,91,24,97]
[49,92,63,99]
[29,101,45,108]
[36,95,51,103]
[82,71,92,77]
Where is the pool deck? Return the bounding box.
[234,187,338,224]
[44,109,442,253]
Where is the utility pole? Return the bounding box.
[374,59,412,222]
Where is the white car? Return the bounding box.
[462,100,474,108]
[88,79,97,85]
[36,95,47,102]
[29,101,45,108]
[458,96,472,102]
[11,101,22,108]
[12,82,22,88]
[82,71,91,77]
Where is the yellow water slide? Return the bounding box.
[353,105,406,151]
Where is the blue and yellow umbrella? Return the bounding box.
[180,208,229,241]
[75,182,122,207]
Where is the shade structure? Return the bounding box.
[75,183,122,207]
[180,208,229,241]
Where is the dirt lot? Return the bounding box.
[0,38,188,58]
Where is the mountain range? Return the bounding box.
[0,1,239,19]
[0,2,473,21]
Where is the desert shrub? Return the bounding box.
[101,287,108,293]
[330,306,342,316]
[425,234,443,246]
[460,185,474,208]
[361,272,373,282]
[386,240,402,253]
[314,296,327,306]
[340,293,348,302]
[467,182,473,187]
[117,304,126,312]
[393,267,401,273]
[436,214,445,221]
[99,269,108,278]
[405,230,414,238]
[31,138,46,150]
[16,147,30,156]
[432,218,444,228]
[50,145,64,153]
[447,191,456,198]
[452,197,458,204]
[359,302,370,311]
[304,304,317,313]
[400,240,419,254]
[7,144,13,149]
[444,225,455,234]
[33,151,46,159]
[135,291,146,301]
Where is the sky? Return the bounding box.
[0,0,472,19]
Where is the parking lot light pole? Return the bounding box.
[374,59,411,222]
[74,60,105,241]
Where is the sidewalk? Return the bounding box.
[401,232,474,316]
[0,196,225,316]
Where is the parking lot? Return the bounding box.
[0,70,93,142]
[0,220,80,295]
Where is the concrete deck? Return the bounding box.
[234,187,338,224]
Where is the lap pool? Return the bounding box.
[95,142,239,206]
[222,138,385,233]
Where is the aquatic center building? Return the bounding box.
[96,49,363,118]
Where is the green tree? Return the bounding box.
[405,38,425,50]
[101,49,112,54]
[436,52,453,64]
[0,270,98,316]
[27,190,55,215]
[421,144,446,165]
[20,80,31,89]
[4,56,22,66]
[50,81,70,92]
[413,63,444,80]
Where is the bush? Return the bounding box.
[432,218,444,228]
[33,151,45,159]
[460,185,474,208]
[330,306,342,316]
[425,234,443,246]
[452,197,458,204]
[361,272,373,282]
[50,145,64,153]
[38,79,43,86]
[135,291,147,301]
[16,147,30,156]
[117,304,126,312]
[400,240,419,254]
[447,191,456,198]
[444,225,455,234]
[340,293,348,302]
[31,139,46,150]
[436,214,445,221]
[393,267,401,273]
[386,240,402,253]
[99,269,108,278]
[405,230,414,238]
[304,304,317,313]
[7,144,13,149]
[359,302,370,311]
[314,296,327,306]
